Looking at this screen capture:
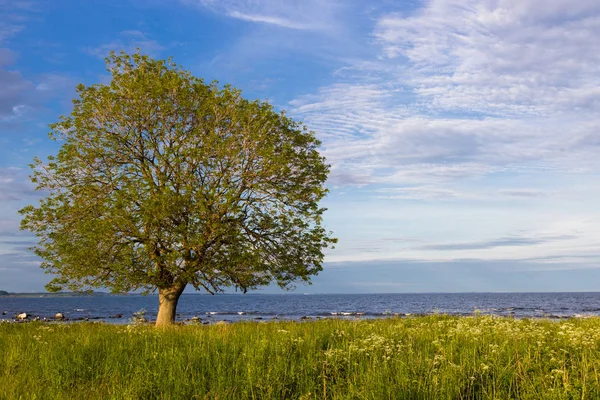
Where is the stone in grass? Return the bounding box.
[132,309,148,324]
[15,312,28,321]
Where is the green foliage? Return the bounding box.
[0,290,8,296]
[20,51,335,296]
[2,316,600,399]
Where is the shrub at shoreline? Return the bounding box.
[1,315,599,399]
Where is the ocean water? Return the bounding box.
[1,292,600,324]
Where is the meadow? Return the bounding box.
[1,315,599,399]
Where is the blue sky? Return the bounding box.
[2,0,600,293]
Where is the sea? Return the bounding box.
[2,292,600,324]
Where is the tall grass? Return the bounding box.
[1,315,600,399]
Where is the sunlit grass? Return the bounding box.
[1,315,600,399]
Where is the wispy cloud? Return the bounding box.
[226,11,313,30]
[374,0,600,117]
[0,71,77,123]
[0,70,33,120]
[371,185,554,201]
[184,0,345,31]
[0,0,39,44]
[85,31,165,59]
[316,258,600,292]
[499,189,548,198]
[0,1,40,121]
[0,1,39,12]
[290,0,600,191]
[420,234,577,251]
[0,167,35,201]
[373,185,470,201]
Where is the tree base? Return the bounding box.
[156,284,185,326]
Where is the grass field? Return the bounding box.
[1,315,600,399]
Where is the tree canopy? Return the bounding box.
[20,52,336,325]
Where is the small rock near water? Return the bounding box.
[54,312,64,320]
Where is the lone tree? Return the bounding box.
[20,52,336,326]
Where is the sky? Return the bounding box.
[2,0,600,293]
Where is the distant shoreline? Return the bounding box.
[0,292,114,298]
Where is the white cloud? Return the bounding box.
[290,0,600,187]
[288,0,600,267]
[374,0,600,116]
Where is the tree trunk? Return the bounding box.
[156,284,186,326]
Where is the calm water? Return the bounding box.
[1,292,600,323]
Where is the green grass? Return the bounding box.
[1,315,600,399]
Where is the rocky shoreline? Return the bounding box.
[0,308,589,326]
[1,310,125,323]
